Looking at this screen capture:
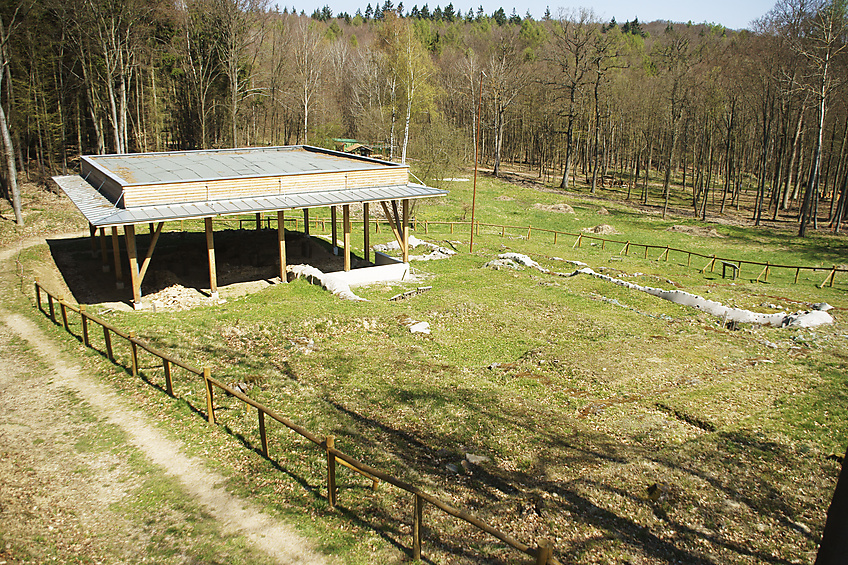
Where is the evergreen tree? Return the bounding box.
[493,7,507,25]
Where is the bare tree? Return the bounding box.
[291,17,326,145]
[547,8,597,190]
[0,2,28,225]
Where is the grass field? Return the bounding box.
[3,170,847,564]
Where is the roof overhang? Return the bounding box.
[53,174,447,228]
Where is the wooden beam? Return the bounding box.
[137,222,164,285]
[343,204,351,271]
[380,201,404,250]
[205,217,218,299]
[278,210,287,282]
[99,227,109,272]
[362,202,370,264]
[303,209,310,235]
[331,206,338,254]
[255,212,261,230]
[111,226,123,289]
[125,225,142,308]
[402,199,410,263]
[89,223,97,257]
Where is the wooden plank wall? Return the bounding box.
[121,168,408,207]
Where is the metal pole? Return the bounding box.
[470,71,483,253]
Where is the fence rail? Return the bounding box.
[34,280,560,565]
[410,219,843,288]
[208,214,843,289]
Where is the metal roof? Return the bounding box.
[82,145,401,187]
[53,174,447,228]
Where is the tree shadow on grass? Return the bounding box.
[317,380,821,564]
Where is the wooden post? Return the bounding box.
[34,280,41,312]
[502,225,506,237]
[643,245,648,259]
[129,332,138,378]
[450,222,453,234]
[795,267,801,284]
[527,226,531,240]
[402,199,409,263]
[765,261,770,282]
[258,409,268,456]
[573,234,582,249]
[89,223,98,257]
[424,220,428,234]
[535,539,553,565]
[601,239,606,250]
[163,359,173,396]
[687,252,692,266]
[111,227,124,289]
[47,293,55,322]
[553,232,557,244]
[255,212,261,230]
[80,305,89,347]
[125,225,142,308]
[363,202,370,263]
[104,326,114,362]
[205,217,218,299]
[326,435,337,508]
[277,210,287,282]
[413,493,424,560]
[99,228,109,272]
[204,367,215,425]
[343,204,351,272]
[303,208,310,235]
[331,206,338,254]
[59,296,69,331]
[820,266,837,289]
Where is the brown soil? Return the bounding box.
[0,238,331,565]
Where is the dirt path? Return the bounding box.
[0,234,330,565]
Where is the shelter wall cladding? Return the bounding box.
[124,169,409,207]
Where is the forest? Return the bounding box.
[0,0,847,237]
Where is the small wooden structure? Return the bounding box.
[54,145,446,309]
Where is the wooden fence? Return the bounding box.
[409,219,843,289]
[34,280,559,565]
[215,215,843,289]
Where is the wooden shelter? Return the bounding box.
[53,145,446,309]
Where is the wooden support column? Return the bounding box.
[303,209,310,235]
[137,222,164,286]
[89,223,98,257]
[205,217,218,299]
[277,210,287,282]
[402,199,410,263]
[343,204,351,271]
[99,227,109,272]
[125,225,142,309]
[111,227,124,289]
[255,212,261,230]
[331,206,338,254]
[362,202,370,264]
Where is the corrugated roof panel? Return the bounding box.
[53,175,447,228]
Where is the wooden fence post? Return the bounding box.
[326,435,337,508]
[35,280,42,313]
[535,539,553,564]
[573,234,582,249]
[103,326,114,361]
[553,232,557,245]
[413,493,424,560]
[129,332,138,378]
[204,367,215,425]
[795,268,801,284]
[258,409,268,456]
[820,266,837,289]
[48,293,55,323]
[450,222,453,234]
[80,305,89,347]
[58,296,69,331]
[163,359,173,396]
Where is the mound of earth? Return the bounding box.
[533,203,574,214]
[583,224,618,235]
[667,225,725,237]
[495,195,514,201]
[597,207,609,215]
